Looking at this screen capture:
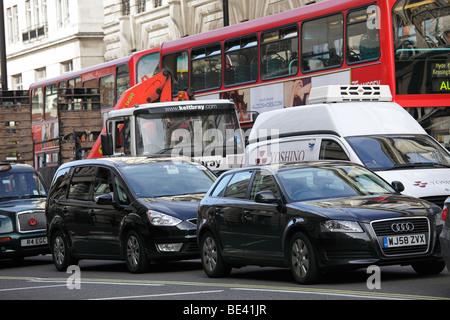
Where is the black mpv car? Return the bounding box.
[197,161,445,284]
[46,156,216,273]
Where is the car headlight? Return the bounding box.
[147,210,182,226]
[321,220,364,233]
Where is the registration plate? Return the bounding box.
[383,234,426,248]
[21,237,48,247]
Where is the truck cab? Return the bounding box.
[100,100,245,173]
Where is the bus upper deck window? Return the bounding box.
[31,87,44,123]
[116,63,130,100]
[191,44,222,92]
[224,35,258,86]
[301,13,344,72]
[346,7,380,64]
[162,51,189,94]
[261,25,299,80]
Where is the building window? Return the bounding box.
[122,0,130,15]
[61,60,73,74]
[154,0,162,8]
[11,74,23,90]
[57,0,70,27]
[6,6,19,44]
[35,67,46,82]
[137,0,146,13]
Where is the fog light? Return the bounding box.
[157,243,183,252]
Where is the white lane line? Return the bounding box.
[31,279,164,287]
[90,289,224,300]
[0,284,68,292]
[231,287,406,300]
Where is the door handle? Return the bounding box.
[243,210,252,221]
[88,210,96,216]
[61,207,68,214]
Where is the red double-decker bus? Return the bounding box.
[29,49,160,169]
[159,0,449,146]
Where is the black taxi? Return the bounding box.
[0,162,49,260]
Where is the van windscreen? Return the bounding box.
[346,134,450,171]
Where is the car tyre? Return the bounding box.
[124,230,150,273]
[412,260,445,275]
[51,230,77,271]
[289,232,321,284]
[200,231,231,278]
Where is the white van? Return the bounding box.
[245,85,450,207]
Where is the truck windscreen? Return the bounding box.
[135,109,244,158]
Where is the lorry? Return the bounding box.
[245,85,450,208]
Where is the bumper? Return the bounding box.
[143,220,200,262]
[439,226,450,271]
[316,226,443,271]
[0,233,50,259]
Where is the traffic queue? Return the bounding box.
[0,85,449,285]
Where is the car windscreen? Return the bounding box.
[346,134,450,171]
[119,161,216,198]
[278,164,396,202]
[0,171,47,201]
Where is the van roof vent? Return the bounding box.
[308,85,393,104]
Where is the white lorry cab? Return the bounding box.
[245,85,450,208]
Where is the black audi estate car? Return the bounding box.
[46,156,216,273]
[197,161,445,284]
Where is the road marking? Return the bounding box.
[0,284,67,292]
[231,287,401,300]
[0,275,448,300]
[30,279,164,287]
[89,289,224,300]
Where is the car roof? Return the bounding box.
[57,156,198,170]
[231,160,362,174]
[0,162,36,172]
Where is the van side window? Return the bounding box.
[320,140,349,161]
[249,171,279,201]
[68,166,96,201]
[224,171,253,199]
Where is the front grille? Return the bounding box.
[371,217,430,257]
[17,211,46,233]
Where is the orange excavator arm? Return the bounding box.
[87,70,172,159]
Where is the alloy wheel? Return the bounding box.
[127,235,140,268]
[202,236,218,273]
[291,238,309,279]
[53,236,65,267]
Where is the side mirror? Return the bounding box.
[101,133,113,156]
[255,191,279,204]
[95,193,114,206]
[391,181,405,193]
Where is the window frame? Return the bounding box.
[300,12,344,73]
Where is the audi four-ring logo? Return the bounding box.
[391,222,414,232]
